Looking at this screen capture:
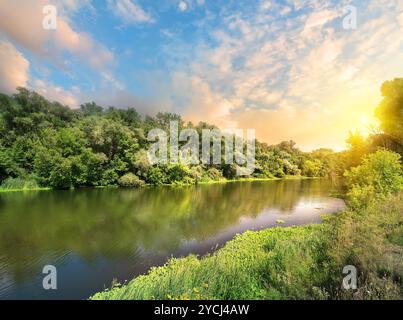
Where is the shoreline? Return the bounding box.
[0,176,324,194]
[0,187,51,193]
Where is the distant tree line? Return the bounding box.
[0,78,401,190]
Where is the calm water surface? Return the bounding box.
[0,179,345,299]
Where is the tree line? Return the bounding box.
[0,78,402,190]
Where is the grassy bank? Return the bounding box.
[91,192,403,300]
[0,187,51,193]
[0,177,51,193]
[0,175,318,193]
[197,175,320,185]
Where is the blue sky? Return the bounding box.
[1,0,403,150]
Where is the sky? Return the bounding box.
[0,0,403,151]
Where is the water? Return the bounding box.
[0,179,345,299]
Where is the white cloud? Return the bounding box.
[32,79,78,107]
[398,11,403,29]
[107,0,154,24]
[179,1,188,12]
[0,41,29,94]
[158,0,403,150]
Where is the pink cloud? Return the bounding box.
[0,0,114,69]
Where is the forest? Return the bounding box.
[1,78,401,191]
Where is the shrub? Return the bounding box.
[147,167,166,186]
[205,167,223,181]
[190,165,203,183]
[167,164,192,184]
[326,192,403,299]
[118,173,145,188]
[344,149,403,208]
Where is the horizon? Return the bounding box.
[1,0,402,151]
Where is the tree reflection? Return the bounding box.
[0,179,340,281]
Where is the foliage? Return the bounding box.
[0,88,343,190]
[91,224,331,300]
[146,166,166,186]
[344,149,403,208]
[375,78,403,144]
[325,193,403,299]
[92,139,403,300]
[117,173,145,188]
[302,159,322,177]
[0,177,40,191]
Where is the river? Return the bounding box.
[0,179,345,299]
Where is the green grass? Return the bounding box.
[0,175,318,193]
[0,187,51,193]
[91,224,330,300]
[0,177,51,193]
[91,192,403,300]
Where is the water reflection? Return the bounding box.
[0,179,345,299]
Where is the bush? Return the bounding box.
[205,167,223,181]
[344,149,403,208]
[167,164,192,184]
[326,193,403,299]
[118,173,145,188]
[147,167,166,186]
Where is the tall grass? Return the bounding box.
[91,224,334,300]
[0,177,45,192]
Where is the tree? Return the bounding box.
[346,131,370,168]
[375,78,403,144]
[80,102,103,116]
[302,159,322,177]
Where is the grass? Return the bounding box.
[0,177,51,193]
[197,176,319,185]
[91,192,403,300]
[91,225,329,300]
[0,175,318,193]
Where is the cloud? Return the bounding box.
[179,1,188,12]
[0,40,79,107]
[170,72,236,128]
[155,0,403,150]
[32,79,79,107]
[0,0,114,69]
[107,0,154,24]
[0,41,30,94]
[81,88,160,114]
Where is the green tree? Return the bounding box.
[346,131,370,168]
[375,78,403,144]
[302,159,322,177]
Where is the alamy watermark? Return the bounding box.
[42,265,57,290]
[342,265,357,290]
[42,5,57,30]
[147,121,256,176]
[343,5,358,30]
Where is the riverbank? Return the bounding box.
[0,187,51,193]
[0,175,321,193]
[91,192,402,300]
